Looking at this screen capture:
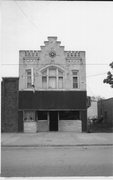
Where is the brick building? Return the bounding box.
[1,78,19,132]
[1,37,87,133]
[98,98,113,125]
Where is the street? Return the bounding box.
[1,145,113,177]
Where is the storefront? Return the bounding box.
[19,91,87,133]
[23,110,81,133]
[1,37,87,133]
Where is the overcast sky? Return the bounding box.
[1,1,113,98]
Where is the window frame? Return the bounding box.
[41,67,64,89]
[26,69,32,88]
[72,70,79,89]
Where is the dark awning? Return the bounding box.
[19,91,87,110]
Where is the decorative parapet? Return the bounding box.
[22,50,40,62]
[44,38,61,47]
[65,51,81,59]
[19,38,85,65]
[44,41,49,46]
[65,51,83,65]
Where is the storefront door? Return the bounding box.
[49,111,58,131]
[37,111,49,132]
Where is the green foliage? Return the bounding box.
[103,62,113,88]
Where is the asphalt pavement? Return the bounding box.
[1,132,113,177]
[1,146,113,176]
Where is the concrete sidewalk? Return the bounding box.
[1,132,113,147]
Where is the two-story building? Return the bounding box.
[1,37,87,133]
[19,36,87,133]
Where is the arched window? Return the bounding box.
[42,67,64,89]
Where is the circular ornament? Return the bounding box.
[49,50,56,58]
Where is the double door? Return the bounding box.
[37,111,58,132]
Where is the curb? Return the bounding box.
[2,144,113,147]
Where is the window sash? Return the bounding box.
[26,69,31,75]
[26,69,32,88]
[48,77,57,89]
[42,76,47,89]
[58,77,63,89]
[27,82,32,88]
[73,77,78,88]
[41,68,64,89]
[73,82,78,89]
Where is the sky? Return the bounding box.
[1,1,113,99]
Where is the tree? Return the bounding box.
[103,62,113,88]
[91,96,105,101]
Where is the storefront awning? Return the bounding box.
[19,91,87,110]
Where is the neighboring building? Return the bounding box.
[1,36,87,133]
[1,77,19,132]
[88,97,98,120]
[98,98,113,125]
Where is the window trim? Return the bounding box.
[72,70,79,89]
[41,66,64,89]
[26,68,34,89]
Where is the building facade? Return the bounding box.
[88,97,98,120]
[98,98,113,125]
[1,77,19,132]
[1,37,87,133]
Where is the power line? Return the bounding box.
[4,1,112,68]
[1,63,109,65]
[87,85,96,97]
[87,73,107,78]
[1,64,108,78]
[14,1,39,30]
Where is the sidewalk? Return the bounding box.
[1,132,113,147]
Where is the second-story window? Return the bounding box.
[42,67,64,89]
[48,68,57,89]
[58,70,63,89]
[42,69,47,89]
[26,69,32,88]
[72,70,79,89]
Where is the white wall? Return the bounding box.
[59,120,82,132]
[19,37,86,91]
[88,101,98,119]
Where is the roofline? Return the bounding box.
[2,77,19,80]
[104,97,113,101]
[47,36,57,39]
[99,97,113,101]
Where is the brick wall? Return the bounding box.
[1,78,19,132]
